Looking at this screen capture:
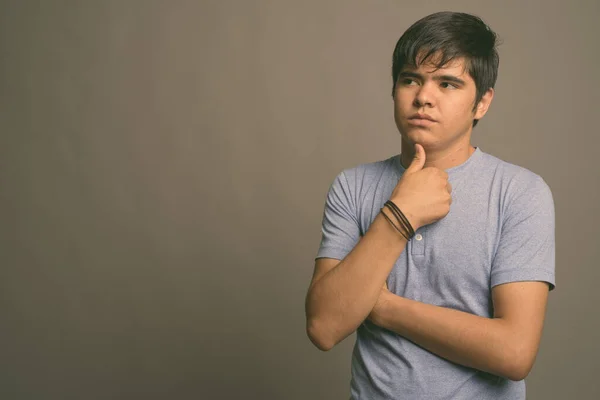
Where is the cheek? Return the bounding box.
[393,97,404,118]
[444,98,475,121]
[394,93,413,115]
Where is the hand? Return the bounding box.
[368,281,391,324]
[389,143,452,230]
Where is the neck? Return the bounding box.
[400,137,476,170]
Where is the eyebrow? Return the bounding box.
[399,71,466,86]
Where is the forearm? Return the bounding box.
[306,212,408,350]
[370,294,530,381]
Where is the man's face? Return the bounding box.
[393,55,492,151]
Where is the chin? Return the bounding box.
[398,126,433,142]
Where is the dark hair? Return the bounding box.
[391,12,499,127]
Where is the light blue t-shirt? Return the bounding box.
[315,147,555,400]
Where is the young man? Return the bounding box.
[305,11,555,400]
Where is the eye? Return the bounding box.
[402,78,418,86]
[440,82,457,89]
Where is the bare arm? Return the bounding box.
[305,212,408,351]
[368,281,550,380]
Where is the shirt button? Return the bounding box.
[415,234,423,241]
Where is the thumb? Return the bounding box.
[405,143,426,173]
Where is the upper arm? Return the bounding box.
[309,169,359,296]
[489,173,555,377]
[307,170,359,324]
[492,281,550,376]
[308,257,341,292]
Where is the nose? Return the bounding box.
[413,83,434,108]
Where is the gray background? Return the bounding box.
[1,0,598,399]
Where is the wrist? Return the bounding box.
[388,198,421,232]
[370,290,393,325]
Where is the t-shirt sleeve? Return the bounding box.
[491,172,556,290]
[315,171,361,261]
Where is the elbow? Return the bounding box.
[504,365,531,382]
[306,318,336,352]
[502,346,536,381]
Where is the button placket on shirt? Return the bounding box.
[411,229,426,256]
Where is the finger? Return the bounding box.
[405,143,426,174]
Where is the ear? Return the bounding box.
[474,88,495,120]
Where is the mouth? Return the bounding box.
[408,113,436,122]
[407,113,437,127]
[407,116,436,127]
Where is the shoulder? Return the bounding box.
[334,154,398,187]
[479,151,554,217]
[480,150,552,197]
[323,154,398,210]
